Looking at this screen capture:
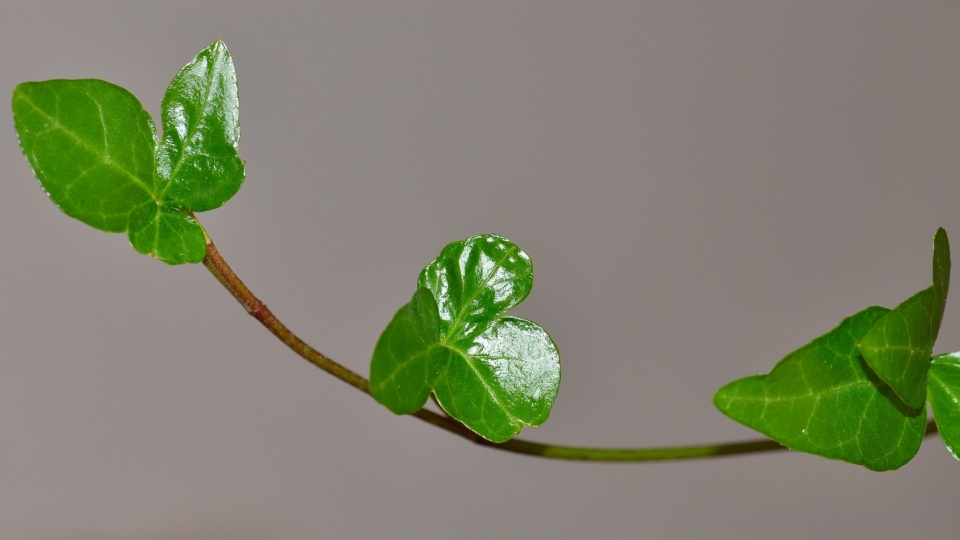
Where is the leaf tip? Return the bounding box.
[209,38,231,56]
[11,81,27,100]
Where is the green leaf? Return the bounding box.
[11,40,244,265]
[417,232,534,339]
[714,307,927,471]
[858,228,951,408]
[12,79,157,233]
[157,39,244,211]
[370,288,448,414]
[370,234,561,443]
[929,352,960,462]
[128,203,207,265]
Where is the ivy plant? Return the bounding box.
[12,40,242,264]
[370,234,561,443]
[10,40,960,469]
[714,229,953,470]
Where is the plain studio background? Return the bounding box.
[1,2,958,539]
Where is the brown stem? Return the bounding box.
[201,238,941,462]
[203,240,369,393]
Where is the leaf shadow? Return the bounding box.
[858,354,925,418]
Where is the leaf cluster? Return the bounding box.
[369,234,561,443]
[10,41,563,445]
[714,229,960,470]
[12,40,243,264]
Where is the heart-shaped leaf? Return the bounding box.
[11,39,243,264]
[370,234,561,443]
[857,228,950,408]
[929,352,960,462]
[714,306,927,471]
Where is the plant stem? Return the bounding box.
[486,418,940,461]
[201,238,941,462]
[203,239,369,393]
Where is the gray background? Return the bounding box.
[1,2,958,538]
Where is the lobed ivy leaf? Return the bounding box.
[11,39,243,264]
[370,234,561,443]
[929,352,960,462]
[714,307,927,471]
[857,228,950,409]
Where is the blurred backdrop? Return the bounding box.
[1,2,958,538]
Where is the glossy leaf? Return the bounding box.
[929,352,960,461]
[858,228,950,408]
[157,39,244,211]
[371,234,561,443]
[11,40,244,265]
[418,232,533,339]
[12,79,157,233]
[128,204,208,265]
[714,307,926,471]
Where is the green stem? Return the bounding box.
[490,438,785,461]
[202,238,941,462]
